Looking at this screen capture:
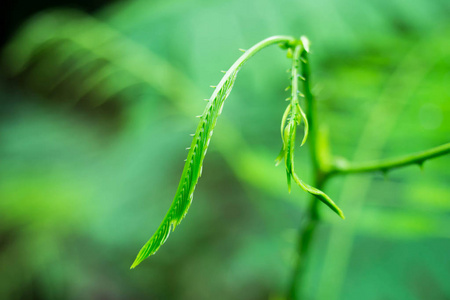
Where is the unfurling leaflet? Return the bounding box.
[276,41,344,219]
[131,36,297,268]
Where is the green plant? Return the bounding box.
[1,2,449,298]
[2,12,448,295]
[128,35,450,298]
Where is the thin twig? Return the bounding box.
[287,36,323,300]
[329,143,450,176]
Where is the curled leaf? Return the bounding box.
[292,173,345,219]
[130,70,239,269]
[276,43,344,219]
[131,36,298,268]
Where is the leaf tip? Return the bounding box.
[300,132,308,147]
[300,36,310,53]
[130,259,140,270]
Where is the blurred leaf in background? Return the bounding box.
[0,0,449,299]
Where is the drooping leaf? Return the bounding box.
[277,43,344,219]
[130,69,239,269]
[131,36,297,268]
[292,173,345,219]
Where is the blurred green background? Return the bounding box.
[0,0,449,299]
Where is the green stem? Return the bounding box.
[329,143,450,176]
[285,36,449,299]
[299,39,321,176]
[221,35,296,77]
[287,177,323,300]
[130,35,298,269]
[287,37,324,300]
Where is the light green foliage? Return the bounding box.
[131,36,348,268]
[276,43,344,219]
[130,69,239,268]
[131,36,301,268]
[130,34,449,268]
[1,3,449,298]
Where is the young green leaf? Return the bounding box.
[131,36,297,269]
[277,43,345,219]
[130,70,238,269]
[292,173,345,219]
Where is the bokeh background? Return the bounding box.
[1,0,449,299]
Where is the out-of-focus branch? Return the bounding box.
[329,143,450,176]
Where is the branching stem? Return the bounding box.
[130,35,297,269]
[126,34,449,299]
[287,37,323,300]
[286,38,449,299]
[329,143,450,176]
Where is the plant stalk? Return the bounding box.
[287,38,326,300]
[329,143,450,176]
[287,178,323,300]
